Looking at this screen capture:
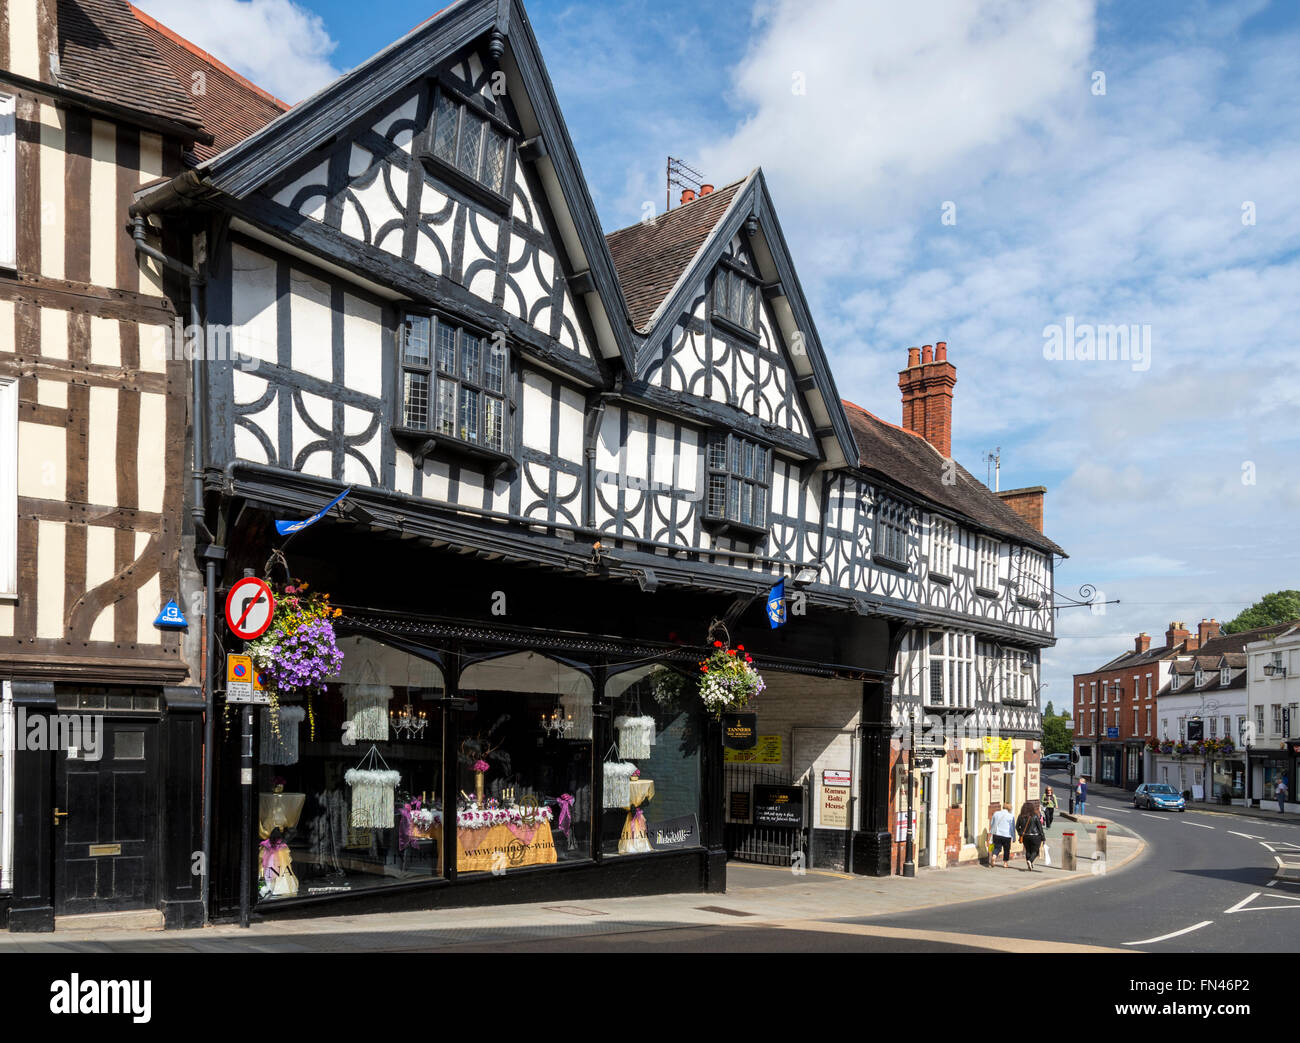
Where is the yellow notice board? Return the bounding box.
[982,737,1013,762]
[725,735,783,764]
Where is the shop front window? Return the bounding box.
[257,635,445,902]
[602,664,703,857]
[455,652,594,872]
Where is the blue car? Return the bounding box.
[1134,783,1186,811]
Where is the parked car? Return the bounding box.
[1134,783,1186,811]
[1041,753,1072,770]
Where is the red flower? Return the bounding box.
[745,655,753,663]
[737,645,744,651]
[727,649,736,656]
[713,640,723,648]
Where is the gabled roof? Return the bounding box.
[129,3,288,163]
[55,0,204,132]
[606,180,745,332]
[1095,643,1179,673]
[843,402,1065,557]
[132,0,638,372]
[611,169,858,470]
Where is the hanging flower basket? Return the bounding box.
[650,666,687,710]
[698,641,765,718]
[246,580,344,739]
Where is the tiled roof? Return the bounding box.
[130,3,289,163]
[1186,621,1300,658]
[605,179,745,332]
[55,0,203,130]
[1097,644,1179,672]
[841,402,1065,557]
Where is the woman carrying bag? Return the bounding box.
[1016,800,1046,871]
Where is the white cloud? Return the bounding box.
[133,0,342,104]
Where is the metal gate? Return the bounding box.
[724,763,802,866]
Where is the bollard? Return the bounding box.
[1062,830,1077,871]
[1095,822,1107,856]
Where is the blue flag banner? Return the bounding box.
[766,579,786,629]
[275,487,351,536]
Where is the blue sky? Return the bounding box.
[136,0,1300,711]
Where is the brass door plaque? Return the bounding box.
[88,843,122,857]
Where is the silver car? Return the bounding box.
[1134,783,1186,811]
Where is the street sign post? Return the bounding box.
[225,577,276,641]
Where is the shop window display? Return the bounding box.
[456,652,595,872]
[256,635,445,901]
[602,664,703,857]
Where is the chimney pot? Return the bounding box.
[921,344,933,364]
[680,189,696,205]
[935,341,947,361]
[699,184,714,195]
[907,346,920,368]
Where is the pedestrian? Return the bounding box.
[989,804,1015,868]
[1075,776,1088,816]
[1042,786,1057,828]
[1277,777,1289,814]
[1016,800,1046,871]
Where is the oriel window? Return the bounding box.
[401,313,509,454]
[429,86,511,197]
[705,433,769,531]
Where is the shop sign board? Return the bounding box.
[1028,763,1041,799]
[724,735,783,763]
[729,790,752,822]
[722,712,758,750]
[823,769,851,787]
[821,783,849,828]
[753,784,803,827]
[650,814,699,849]
[982,737,1013,762]
[893,810,916,841]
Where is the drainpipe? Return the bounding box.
[131,212,220,921]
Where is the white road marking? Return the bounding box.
[1141,813,1167,820]
[1123,920,1213,946]
[1226,891,1300,913]
[1266,880,1279,887]
[1229,831,1266,840]
[1225,893,1261,914]
[1185,822,1213,829]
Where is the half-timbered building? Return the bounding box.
[3,0,1065,929]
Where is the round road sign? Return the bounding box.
[225,577,276,641]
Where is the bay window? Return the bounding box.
[705,433,769,532]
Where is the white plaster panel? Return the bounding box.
[342,293,384,399]
[289,268,334,380]
[231,244,279,365]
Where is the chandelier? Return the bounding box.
[540,706,574,738]
[391,703,428,739]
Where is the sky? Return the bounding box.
[133,0,1300,713]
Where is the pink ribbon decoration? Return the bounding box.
[398,803,415,851]
[632,807,646,828]
[557,793,574,837]
[260,838,287,885]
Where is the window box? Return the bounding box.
[1015,595,1042,609]
[974,586,999,599]
[928,571,952,585]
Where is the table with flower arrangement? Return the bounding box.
[455,800,557,872]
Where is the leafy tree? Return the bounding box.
[1223,591,1300,634]
[1041,704,1073,755]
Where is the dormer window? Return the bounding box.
[422,82,514,208]
[711,265,759,335]
[1221,666,1230,685]
[1194,667,1204,687]
[704,433,769,534]
[397,312,511,461]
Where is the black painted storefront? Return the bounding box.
[205,498,899,923]
[4,681,205,933]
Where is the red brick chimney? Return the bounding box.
[1198,618,1221,647]
[996,487,1046,532]
[1166,621,1192,651]
[898,341,957,457]
[1135,632,1151,654]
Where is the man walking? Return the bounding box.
[1277,777,1289,814]
[1075,776,1088,816]
[990,805,1016,867]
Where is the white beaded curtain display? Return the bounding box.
[602,761,636,809]
[614,715,654,759]
[345,759,401,830]
[260,705,306,765]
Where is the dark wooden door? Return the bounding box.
[54,720,159,915]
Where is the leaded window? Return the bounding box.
[428,86,510,197]
[705,434,769,531]
[976,536,1000,592]
[875,498,908,567]
[925,630,974,708]
[928,516,954,577]
[711,266,759,333]
[400,313,509,453]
